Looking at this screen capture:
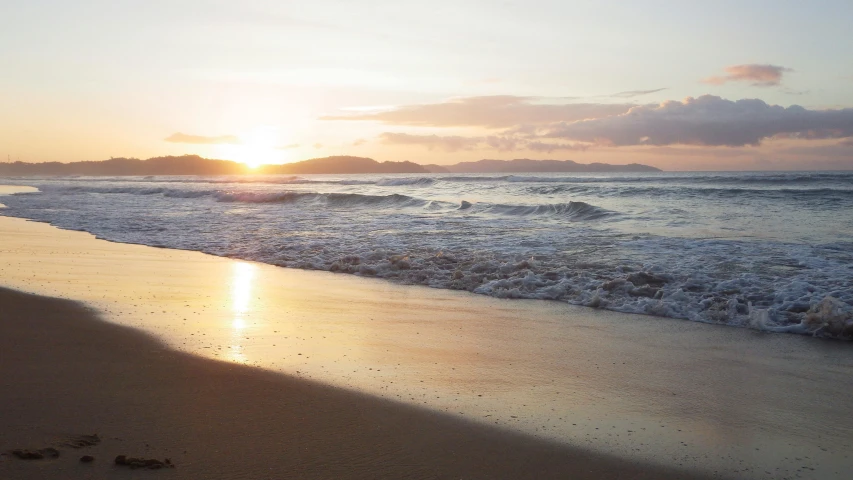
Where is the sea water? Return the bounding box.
[2,171,852,338]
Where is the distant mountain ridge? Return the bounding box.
[0,155,244,176]
[0,154,660,175]
[431,158,660,173]
[260,156,427,174]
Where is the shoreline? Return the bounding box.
[1,211,853,478]
[0,287,712,479]
[0,185,853,341]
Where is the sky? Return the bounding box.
[1,0,852,170]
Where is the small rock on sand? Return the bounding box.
[11,447,60,460]
[115,455,175,469]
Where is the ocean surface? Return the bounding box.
[2,171,852,338]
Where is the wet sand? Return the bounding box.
[0,287,712,479]
[1,207,853,479]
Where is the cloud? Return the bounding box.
[525,141,589,153]
[380,133,481,152]
[380,132,588,153]
[276,143,300,150]
[164,132,241,144]
[352,138,367,146]
[323,96,635,128]
[639,146,752,157]
[610,88,668,98]
[543,95,853,147]
[702,64,792,87]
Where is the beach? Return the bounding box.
[0,286,716,479]
[1,210,853,479]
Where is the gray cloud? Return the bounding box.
[639,146,752,157]
[380,132,588,153]
[380,133,481,152]
[164,132,241,145]
[610,88,668,98]
[702,64,792,87]
[526,141,590,153]
[543,95,853,147]
[324,96,635,128]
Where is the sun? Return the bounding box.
[217,127,285,168]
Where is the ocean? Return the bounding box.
[2,171,852,339]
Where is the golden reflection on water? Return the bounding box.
[229,262,256,363]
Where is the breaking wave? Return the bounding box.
[38,184,615,219]
[461,201,615,220]
[4,171,852,340]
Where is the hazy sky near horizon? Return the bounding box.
[2,0,853,170]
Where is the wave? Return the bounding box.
[442,172,853,185]
[440,175,576,183]
[32,172,853,191]
[458,200,615,220]
[214,191,433,209]
[375,177,435,186]
[40,185,220,197]
[636,186,853,199]
[526,184,853,199]
[37,184,616,219]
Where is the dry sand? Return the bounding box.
[0,287,712,479]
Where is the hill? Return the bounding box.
[0,155,247,176]
[443,158,661,173]
[257,156,427,174]
[0,155,428,176]
[0,155,659,176]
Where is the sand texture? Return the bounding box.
[0,287,715,479]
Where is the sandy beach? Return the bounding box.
[1,209,852,479]
[0,286,716,479]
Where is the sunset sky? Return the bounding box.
[2,0,852,170]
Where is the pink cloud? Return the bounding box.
[702,64,793,87]
[379,132,588,153]
[379,133,481,152]
[323,96,635,128]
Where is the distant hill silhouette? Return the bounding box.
[442,158,661,173]
[0,155,428,176]
[0,155,247,176]
[0,154,660,176]
[256,156,427,174]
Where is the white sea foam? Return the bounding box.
[3,171,852,340]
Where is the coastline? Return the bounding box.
[1,209,853,478]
